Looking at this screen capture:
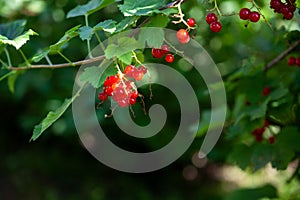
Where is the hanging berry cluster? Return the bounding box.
[205,13,222,32]
[169,1,197,44]
[151,44,174,63]
[98,65,147,108]
[239,8,261,22]
[288,56,300,66]
[251,120,275,144]
[270,0,297,20]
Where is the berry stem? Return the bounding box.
[85,14,93,58]
[265,39,300,71]
[213,0,222,17]
[57,51,75,67]
[0,58,9,69]
[45,55,53,66]
[94,31,106,52]
[163,39,184,56]
[171,0,195,30]
[132,50,143,65]
[19,49,30,67]
[4,48,12,67]
[250,0,273,31]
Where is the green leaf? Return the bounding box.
[94,20,117,33]
[118,0,164,16]
[8,70,23,93]
[118,52,133,66]
[67,0,115,18]
[138,28,164,48]
[224,185,277,200]
[0,19,27,39]
[227,144,252,170]
[79,26,94,41]
[0,71,16,82]
[251,143,274,171]
[49,25,81,54]
[105,37,139,59]
[145,14,170,28]
[0,29,38,49]
[79,66,102,88]
[31,49,50,63]
[115,16,138,33]
[31,87,83,141]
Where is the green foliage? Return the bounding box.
[80,66,103,88]
[224,184,277,200]
[1,0,300,198]
[67,0,116,18]
[105,37,140,59]
[118,0,165,16]
[31,88,82,141]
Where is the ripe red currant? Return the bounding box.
[262,86,271,96]
[249,11,260,22]
[296,58,300,66]
[210,21,222,32]
[187,18,196,27]
[288,57,296,66]
[104,75,119,87]
[161,45,169,55]
[264,119,270,127]
[138,65,147,74]
[132,70,144,81]
[98,92,108,101]
[165,54,174,63]
[118,99,129,107]
[176,29,190,44]
[152,48,164,59]
[268,136,275,144]
[124,65,136,77]
[206,13,218,24]
[239,8,251,20]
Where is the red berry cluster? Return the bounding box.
[152,44,174,63]
[205,13,222,32]
[288,56,300,66]
[174,18,196,44]
[270,0,297,20]
[252,120,275,144]
[239,8,261,22]
[98,65,147,107]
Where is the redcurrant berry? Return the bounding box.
[165,54,174,63]
[176,29,190,44]
[206,13,218,24]
[288,57,296,66]
[249,11,260,22]
[98,92,108,101]
[161,45,169,55]
[239,8,251,20]
[104,86,114,96]
[262,86,271,96]
[268,136,275,144]
[124,65,136,77]
[296,58,300,66]
[138,65,147,74]
[210,21,222,32]
[132,70,144,81]
[118,99,129,107]
[187,18,196,27]
[152,48,164,58]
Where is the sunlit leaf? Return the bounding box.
[67,0,115,18]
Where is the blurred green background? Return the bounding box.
[0,0,300,199]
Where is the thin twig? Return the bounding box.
[264,39,300,71]
[8,55,106,71]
